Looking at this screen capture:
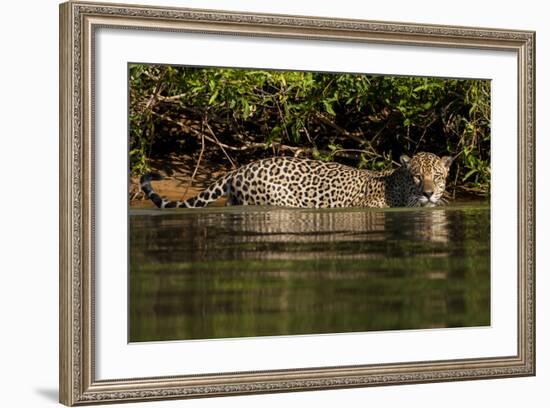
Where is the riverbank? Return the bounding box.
[130,154,231,208]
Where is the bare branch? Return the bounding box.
[204,120,237,169]
[182,131,205,199]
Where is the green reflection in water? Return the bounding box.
[129,203,490,342]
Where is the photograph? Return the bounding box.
[128,64,491,342]
[58,2,536,405]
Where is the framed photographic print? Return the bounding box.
[59,1,535,405]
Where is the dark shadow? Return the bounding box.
[34,388,58,402]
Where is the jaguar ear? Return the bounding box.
[440,156,453,170]
[400,155,411,168]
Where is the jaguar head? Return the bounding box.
[400,152,453,207]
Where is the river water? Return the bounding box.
[129,202,490,342]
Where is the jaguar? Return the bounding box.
[140,151,452,209]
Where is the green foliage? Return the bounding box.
[129,64,491,196]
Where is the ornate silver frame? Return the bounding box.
[59,1,536,405]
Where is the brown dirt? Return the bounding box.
[130,154,231,208]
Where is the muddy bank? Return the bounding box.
[130,155,231,208]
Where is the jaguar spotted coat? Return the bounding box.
[140,152,452,209]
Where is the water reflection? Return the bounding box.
[129,204,490,342]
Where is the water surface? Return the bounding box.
[129,203,490,342]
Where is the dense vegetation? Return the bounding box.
[129,64,491,197]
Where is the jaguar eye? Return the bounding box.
[413,176,421,184]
